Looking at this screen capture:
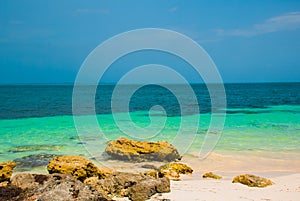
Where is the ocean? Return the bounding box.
[0,83,299,170]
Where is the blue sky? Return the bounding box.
[0,0,300,84]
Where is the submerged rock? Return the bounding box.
[47,155,112,181]
[232,174,274,187]
[9,145,61,153]
[0,161,16,182]
[14,153,58,170]
[105,137,181,162]
[6,173,112,201]
[84,172,170,201]
[159,162,193,181]
[202,172,222,179]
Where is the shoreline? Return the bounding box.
[11,150,300,174]
[5,149,300,201]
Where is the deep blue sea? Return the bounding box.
[0,83,299,119]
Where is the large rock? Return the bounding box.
[232,174,274,187]
[159,162,193,181]
[47,156,111,181]
[84,172,170,201]
[105,137,181,162]
[6,173,112,201]
[0,161,16,182]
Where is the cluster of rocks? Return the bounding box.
[0,137,274,201]
[0,138,193,201]
[0,154,180,201]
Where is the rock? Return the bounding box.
[159,162,193,180]
[0,185,23,201]
[11,173,49,190]
[202,172,222,179]
[84,172,170,201]
[47,156,111,181]
[13,153,58,170]
[128,177,170,201]
[0,181,9,187]
[0,161,16,182]
[105,137,181,162]
[142,170,158,179]
[232,174,274,187]
[9,145,61,153]
[35,174,112,201]
[7,173,112,201]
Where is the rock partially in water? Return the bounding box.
[105,137,181,162]
[9,145,61,153]
[159,162,193,181]
[232,174,274,187]
[0,161,16,182]
[47,155,112,181]
[84,172,170,201]
[13,153,58,170]
[202,172,222,179]
[6,173,112,201]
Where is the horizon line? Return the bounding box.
[0,81,300,86]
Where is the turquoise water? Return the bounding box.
[1,105,299,164]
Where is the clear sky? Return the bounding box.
[0,0,300,84]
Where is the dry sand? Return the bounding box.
[150,152,300,201]
[149,172,300,201]
[114,151,300,201]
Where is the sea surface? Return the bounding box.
[0,83,299,170]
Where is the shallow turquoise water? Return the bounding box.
[0,105,299,164]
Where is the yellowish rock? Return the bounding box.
[0,181,9,187]
[159,162,193,180]
[202,172,222,179]
[105,137,181,162]
[0,161,16,182]
[232,174,274,187]
[142,169,158,179]
[47,156,111,181]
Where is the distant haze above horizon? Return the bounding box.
[1,1,300,84]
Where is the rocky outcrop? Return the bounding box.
[47,155,111,181]
[202,172,222,179]
[159,162,193,181]
[0,161,16,182]
[105,137,181,162]
[84,172,170,201]
[3,173,112,201]
[232,174,274,187]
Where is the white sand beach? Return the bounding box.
[112,151,300,201]
[151,172,300,201]
[153,152,300,201]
